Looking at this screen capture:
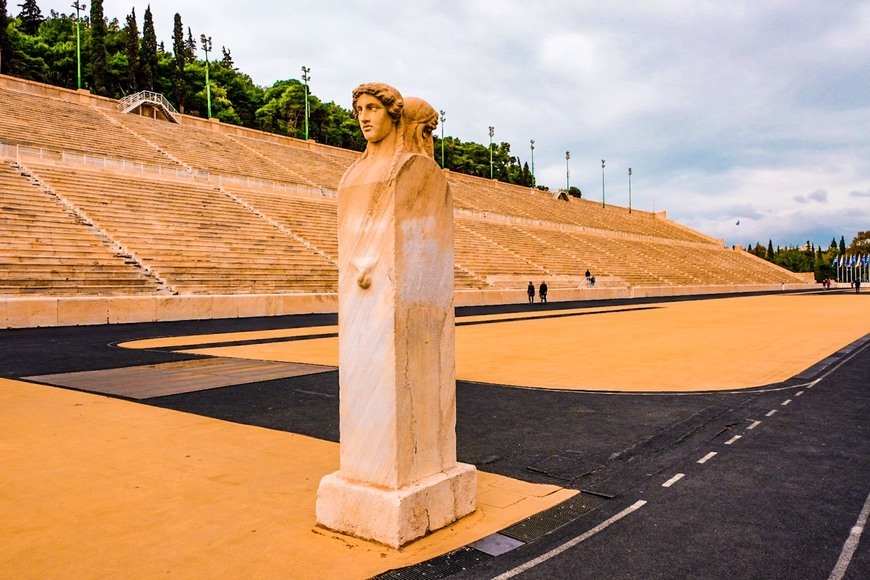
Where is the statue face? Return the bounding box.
[355,94,394,143]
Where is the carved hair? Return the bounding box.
[401,97,438,158]
[351,82,404,122]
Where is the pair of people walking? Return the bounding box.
[527,281,548,304]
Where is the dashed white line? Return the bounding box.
[747,420,762,430]
[766,409,778,417]
[493,500,648,579]
[781,399,792,406]
[698,452,717,464]
[725,435,742,445]
[795,390,804,397]
[829,491,870,580]
[662,473,685,487]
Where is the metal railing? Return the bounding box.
[117,90,179,122]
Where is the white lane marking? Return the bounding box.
[781,399,792,406]
[795,390,805,397]
[766,409,778,417]
[747,420,762,430]
[698,452,717,464]
[725,435,742,445]
[829,491,870,580]
[662,473,685,488]
[807,378,821,389]
[493,500,648,579]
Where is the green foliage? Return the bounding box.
[0,0,12,74]
[124,9,139,93]
[568,186,582,198]
[16,0,41,35]
[846,231,870,254]
[140,6,157,91]
[171,13,185,110]
[5,20,50,81]
[774,248,811,272]
[88,0,107,94]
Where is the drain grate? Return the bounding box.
[374,546,491,579]
[500,493,610,543]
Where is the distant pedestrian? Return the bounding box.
[857,278,862,293]
[539,282,548,303]
[527,281,535,304]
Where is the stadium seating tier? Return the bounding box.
[0,80,808,297]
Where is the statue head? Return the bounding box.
[352,83,404,146]
[401,97,438,158]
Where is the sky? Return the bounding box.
[35,0,869,249]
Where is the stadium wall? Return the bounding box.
[1,284,814,329]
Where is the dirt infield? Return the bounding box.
[127,293,870,392]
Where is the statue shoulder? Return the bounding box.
[394,152,445,181]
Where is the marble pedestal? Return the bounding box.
[316,154,476,548]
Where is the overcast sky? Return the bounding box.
[37,0,869,248]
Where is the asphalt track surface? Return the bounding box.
[2,290,868,579]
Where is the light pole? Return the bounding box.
[200,34,213,119]
[566,151,571,192]
[439,110,446,168]
[530,140,535,185]
[601,159,606,208]
[628,167,632,213]
[488,126,494,179]
[72,1,86,90]
[301,65,310,140]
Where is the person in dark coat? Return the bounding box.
[527,281,535,304]
[539,281,548,303]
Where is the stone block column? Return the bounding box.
[315,154,476,548]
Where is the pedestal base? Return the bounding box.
[315,463,477,548]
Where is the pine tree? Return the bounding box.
[88,0,108,95]
[839,236,846,255]
[16,0,42,35]
[0,0,10,74]
[185,27,196,63]
[767,239,774,260]
[171,14,187,111]
[522,161,532,187]
[221,46,234,69]
[125,8,140,92]
[140,6,158,91]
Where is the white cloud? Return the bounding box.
[795,189,829,204]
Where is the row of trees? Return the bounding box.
[744,232,870,279]
[0,1,536,186]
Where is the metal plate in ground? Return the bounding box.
[25,357,336,399]
[500,493,610,543]
[469,532,525,556]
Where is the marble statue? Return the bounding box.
[315,83,477,548]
